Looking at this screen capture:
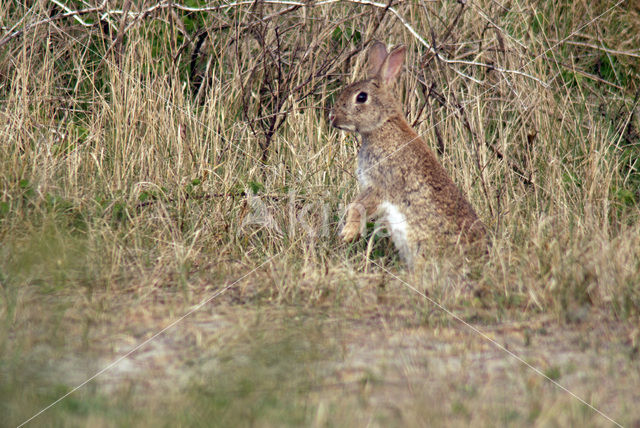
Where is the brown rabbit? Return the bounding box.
[329,41,486,268]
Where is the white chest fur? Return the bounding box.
[379,201,412,264]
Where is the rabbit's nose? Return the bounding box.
[328,111,334,122]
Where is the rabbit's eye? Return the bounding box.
[355,92,368,103]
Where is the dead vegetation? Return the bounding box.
[1,0,640,426]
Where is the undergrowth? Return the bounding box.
[1,0,639,426]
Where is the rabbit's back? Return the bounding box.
[359,116,485,253]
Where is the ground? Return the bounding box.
[6,270,639,427]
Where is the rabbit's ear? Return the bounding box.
[379,45,406,86]
[367,41,388,77]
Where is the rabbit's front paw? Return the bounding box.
[341,221,361,242]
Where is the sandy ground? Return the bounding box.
[38,290,639,427]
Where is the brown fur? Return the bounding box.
[330,42,486,268]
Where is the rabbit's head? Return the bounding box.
[330,42,406,134]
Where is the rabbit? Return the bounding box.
[329,41,486,268]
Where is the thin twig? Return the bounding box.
[49,0,93,27]
[315,0,548,87]
[0,1,108,49]
[555,39,640,59]
[2,0,550,87]
[469,1,527,51]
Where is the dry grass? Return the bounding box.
[1,0,640,426]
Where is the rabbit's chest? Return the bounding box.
[356,145,390,188]
[356,149,372,187]
[356,164,371,187]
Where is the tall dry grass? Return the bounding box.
[1,0,640,423]
[2,0,638,313]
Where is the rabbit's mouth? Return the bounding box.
[333,122,356,132]
[329,111,356,132]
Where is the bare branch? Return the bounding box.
[0,1,108,49]
[556,39,640,60]
[1,0,550,87]
[315,0,548,87]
